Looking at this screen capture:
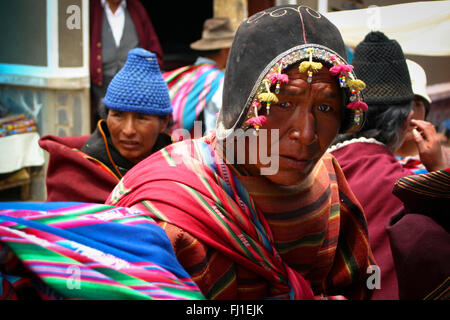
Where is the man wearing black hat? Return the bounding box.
[329,31,449,300]
[107,5,375,300]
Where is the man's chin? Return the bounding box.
[261,169,311,186]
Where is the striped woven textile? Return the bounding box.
[162,64,224,132]
[394,167,450,198]
[106,136,375,299]
[0,202,204,300]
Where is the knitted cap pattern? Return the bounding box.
[351,32,414,107]
[104,48,173,116]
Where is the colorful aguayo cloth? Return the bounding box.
[0,202,204,300]
[107,137,374,299]
[162,64,224,132]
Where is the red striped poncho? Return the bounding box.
[106,136,376,299]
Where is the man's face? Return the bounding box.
[107,110,168,165]
[244,64,342,186]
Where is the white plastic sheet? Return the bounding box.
[0,132,45,174]
[324,1,450,56]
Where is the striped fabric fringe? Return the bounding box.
[0,203,204,300]
[162,64,224,132]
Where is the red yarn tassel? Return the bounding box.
[347,101,368,111]
[246,115,268,127]
[329,64,354,75]
[268,73,289,84]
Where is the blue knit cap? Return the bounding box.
[104,48,172,116]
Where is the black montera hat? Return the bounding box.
[351,31,414,107]
[216,5,368,140]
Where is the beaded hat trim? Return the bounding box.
[242,44,368,134]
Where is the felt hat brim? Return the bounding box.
[190,37,234,51]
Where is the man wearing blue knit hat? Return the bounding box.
[83,47,173,176]
[39,48,173,203]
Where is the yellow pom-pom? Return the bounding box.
[299,61,311,73]
[299,61,322,74]
[347,79,366,91]
[310,61,323,71]
[258,92,279,103]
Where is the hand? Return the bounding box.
[411,119,449,171]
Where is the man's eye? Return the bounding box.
[318,104,331,112]
[278,102,293,109]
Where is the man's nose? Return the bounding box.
[122,116,136,136]
[288,107,318,145]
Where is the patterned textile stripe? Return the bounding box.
[395,169,450,197]
[190,140,283,273]
[197,139,275,251]
[193,69,223,116]
[108,179,132,203]
[1,228,199,299]
[233,157,342,292]
[162,66,190,83]
[162,64,223,131]
[175,182,276,272]
[164,66,202,128]
[327,191,374,299]
[1,239,151,300]
[0,203,204,300]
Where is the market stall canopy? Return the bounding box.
[324,1,450,56]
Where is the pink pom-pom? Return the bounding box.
[246,115,268,127]
[268,73,289,84]
[252,100,261,108]
[347,101,368,111]
[330,64,354,75]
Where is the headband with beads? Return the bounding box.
[244,45,368,134]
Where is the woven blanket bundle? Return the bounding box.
[0,202,204,300]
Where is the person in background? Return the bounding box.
[395,59,449,173]
[90,0,164,131]
[163,17,235,135]
[39,49,172,203]
[107,5,375,300]
[329,31,449,300]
